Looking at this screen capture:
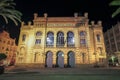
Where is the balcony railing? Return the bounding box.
[56,44,65,47]
[46,44,54,48]
[67,44,75,47]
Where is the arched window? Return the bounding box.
[46,32,54,47]
[96,34,101,42]
[79,31,86,47]
[80,31,86,36]
[57,32,64,47]
[22,34,26,42]
[36,31,42,36]
[67,31,75,47]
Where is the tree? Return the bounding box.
[0,0,22,26]
[109,0,120,18]
[0,53,7,74]
[0,53,7,60]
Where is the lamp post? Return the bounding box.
[43,13,48,67]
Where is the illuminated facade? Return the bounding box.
[0,30,17,65]
[16,13,106,68]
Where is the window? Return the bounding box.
[22,34,26,42]
[80,31,86,36]
[80,31,86,47]
[7,41,10,44]
[36,31,42,36]
[80,39,86,47]
[67,31,75,47]
[46,32,54,46]
[2,47,4,50]
[35,39,41,44]
[6,48,9,51]
[57,32,64,47]
[80,39,86,44]
[96,34,101,42]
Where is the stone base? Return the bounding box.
[15,63,45,69]
[15,63,98,69]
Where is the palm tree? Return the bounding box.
[0,0,22,26]
[109,0,120,18]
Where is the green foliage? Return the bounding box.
[0,53,7,60]
[109,0,120,18]
[0,0,22,26]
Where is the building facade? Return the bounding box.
[16,13,106,68]
[0,30,17,65]
[104,22,120,59]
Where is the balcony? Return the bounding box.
[46,44,54,48]
[56,44,65,47]
[67,44,75,48]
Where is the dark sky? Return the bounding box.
[5,0,120,44]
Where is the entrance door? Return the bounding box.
[46,51,53,67]
[68,52,75,67]
[57,51,64,67]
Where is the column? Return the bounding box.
[64,32,67,47]
[64,53,67,67]
[54,32,57,47]
[53,53,56,67]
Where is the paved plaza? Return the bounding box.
[0,66,120,80]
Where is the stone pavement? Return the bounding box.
[4,66,120,75]
[1,66,120,80]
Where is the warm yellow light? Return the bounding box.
[27,36,34,47]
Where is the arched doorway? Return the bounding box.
[46,51,53,67]
[68,51,75,67]
[57,51,64,67]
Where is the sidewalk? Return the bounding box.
[4,66,120,75]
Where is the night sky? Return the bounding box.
[4,0,120,44]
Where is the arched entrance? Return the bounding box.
[57,51,64,67]
[68,51,75,67]
[46,51,53,67]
